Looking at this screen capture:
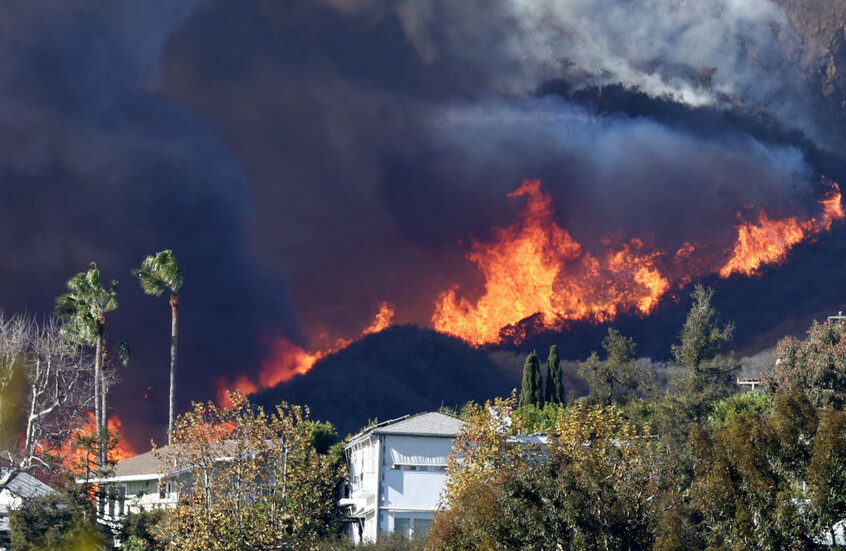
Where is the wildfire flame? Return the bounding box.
[58,412,137,471]
[432,180,673,345]
[720,185,843,278]
[216,302,395,404]
[217,179,842,390]
[432,179,844,345]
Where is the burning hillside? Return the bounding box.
[216,178,843,401]
[216,302,396,404]
[433,179,843,345]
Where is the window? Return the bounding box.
[159,481,172,499]
[414,519,432,539]
[388,464,447,471]
[393,517,432,539]
[394,518,411,538]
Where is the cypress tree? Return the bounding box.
[520,351,543,408]
[545,345,565,404]
[533,351,544,407]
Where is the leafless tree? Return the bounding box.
[0,312,97,492]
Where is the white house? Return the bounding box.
[340,411,465,543]
[0,470,55,547]
[84,443,189,524]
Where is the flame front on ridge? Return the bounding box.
[221,178,843,393]
[432,179,843,345]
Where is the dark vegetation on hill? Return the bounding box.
[252,325,519,437]
[258,221,846,435]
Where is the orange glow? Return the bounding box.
[363,301,395,335]
[432,180,672,345]
[58,413,137,472]
[216,302,396,404]
[432,179,844,345]
[720,183,844,278]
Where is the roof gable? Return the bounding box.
[364,412,465,438]
[0,470,54,498]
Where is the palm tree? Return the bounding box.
[133,250,184,444]
[55,265,118,466]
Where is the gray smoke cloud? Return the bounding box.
[155,0,835,342]
[428,98,813,248]
[318,0,822,145]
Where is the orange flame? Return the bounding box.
[718,212,806,277]
[432,179,843,345]
[216,302,395,404]
[58,413,137,471]
[363,301,395,335]
[720,185,844,278]
[217,179,843,391]
[107,415,136,462]
[432,180,672,345]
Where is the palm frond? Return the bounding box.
[54,267,119,347]
[134,249,184,295]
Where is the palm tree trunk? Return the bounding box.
[169,292,179,445]
[101,366,108,462]
[95,315,110,469]
[94,325,103,467]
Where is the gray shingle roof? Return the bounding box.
[111,445,171,478]
[109,440,260,479]
[0,471,55,531]
[0,470,54,499]
[363,412,465,438]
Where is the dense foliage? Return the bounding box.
[10,479,105,551]
[158,392,346,550]
[430,288,846,550]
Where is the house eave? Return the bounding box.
[76,473,163,484]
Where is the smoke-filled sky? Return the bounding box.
[2,0,846,447]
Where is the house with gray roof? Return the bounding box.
[0,470,55,548]
[340,411,465,543]
[87,439,264,524]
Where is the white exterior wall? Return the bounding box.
[343,427,458,544]
[345,435,381,543]
[380,435,450,513]
[99,475,181,526]
[377,435,450,541]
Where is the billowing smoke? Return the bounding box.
[1,0,846,446]
[0,0,301,448]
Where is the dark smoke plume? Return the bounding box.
[2,0,846,445]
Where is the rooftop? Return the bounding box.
[349,411,465,444]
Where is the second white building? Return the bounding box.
[340,411,464,543]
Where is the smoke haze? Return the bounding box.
[0,0,845,446]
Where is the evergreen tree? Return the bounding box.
[673,285,737,422]
[578,329,639,406]
[545,345,565,404]
[519,351,543,408]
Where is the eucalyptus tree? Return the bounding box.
[55,266,118,465]
[132,250,184,444]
